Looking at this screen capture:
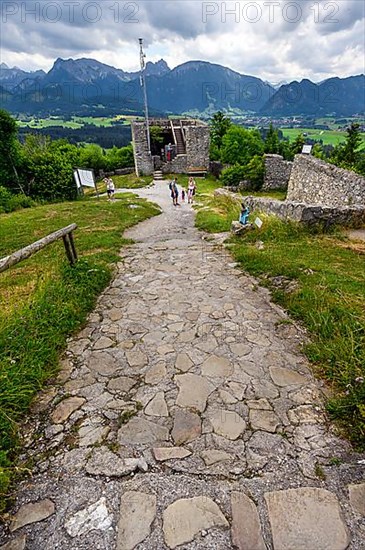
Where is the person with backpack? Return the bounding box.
[169,178,179,206]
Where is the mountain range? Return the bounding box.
[0,58,364,118]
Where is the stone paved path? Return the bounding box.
[1,181,365,549]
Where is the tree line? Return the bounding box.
[209,112,365,189]
[0,109,134,212]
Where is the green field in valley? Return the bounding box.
[16,114,138,129]
[281,127,365,148]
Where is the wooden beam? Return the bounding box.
[0,224,78,273]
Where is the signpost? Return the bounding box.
[73,168,98,197]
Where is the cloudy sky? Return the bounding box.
[1,0,364,82]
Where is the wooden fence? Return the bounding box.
[0,224,78,274]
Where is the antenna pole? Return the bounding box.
[139,38,151,154]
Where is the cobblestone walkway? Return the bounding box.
[1,181,364,549]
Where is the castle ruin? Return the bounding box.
[131,119,210,176]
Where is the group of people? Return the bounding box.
[104,177,115,201]
[169,177,196,206]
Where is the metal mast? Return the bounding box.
[139,38,151,153]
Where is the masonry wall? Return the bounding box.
[287,154,365,207]
[263,154,293,191]
[185,126,210,169]
[244,196,365,227]
[161,155,188,174]
[131,122,154,176]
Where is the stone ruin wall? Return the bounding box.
[244,196,365,228]
[287,155,365,207]
[131,122,154,176]
[161,155,188,174]
[262,154,293,191]
[185,126,210,169]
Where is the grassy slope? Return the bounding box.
[0,194,160,509]
[195,186,365,449]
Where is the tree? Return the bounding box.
[210,111,232,151]
[221,126,264,166]
[265,123,280,154]
[0,109,24,193]
[291,133,305,156]
[341,122,362,166]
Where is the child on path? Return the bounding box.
[181,189,186,202]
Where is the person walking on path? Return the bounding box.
[187,177,196,204]
[106,178,115,201]
[169,178,179,206]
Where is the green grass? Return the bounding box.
[17,115,138,130]
[281,128,365,148]
[194,185,365,449]
[0,195,160,511]
[112,174,153,189]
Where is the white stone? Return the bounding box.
[64,497,113,537]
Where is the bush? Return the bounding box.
[221,164,247,187]
[0,186,35,213]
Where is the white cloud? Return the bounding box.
[0,0,363,81]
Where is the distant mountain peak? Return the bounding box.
[145,59,170,76]
[0,62,9,69]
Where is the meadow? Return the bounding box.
[0,192,160,511]
[281,127,365,148]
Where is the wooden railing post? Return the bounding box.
[0,224,78,274]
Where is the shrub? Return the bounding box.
[0,186,36,213]
[220,164,247,187]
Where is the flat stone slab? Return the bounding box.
[118,417,169,446]
[175,353,194,372]
[107,376,137,393]
[125,350,148,368]
[269,366,307,387]
[64,497,113,537]
[145,391,169,417]
[86,448,148,476]
[117,491,156,550]
[209,409,246,440]
[51,397,85,424]
[78,419,110,446]
[265,487,350,550]
[201,449,233,466]
[145,362,167,384]
[249,409,280,433]
[348,482,365,516]
[153,447,191,461]
[175,373,214,412]
[231,492,266,550]
[163,496,229,549]
[10,499,55,532]
[171,409,201,445]
[88,351,119,376]
[0,535,26,550]
[201,355,233,378]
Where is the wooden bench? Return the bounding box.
[187,167,207,177]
